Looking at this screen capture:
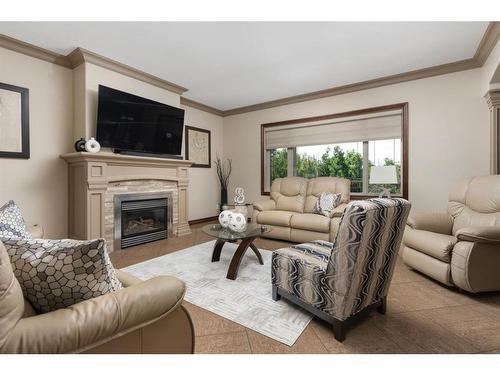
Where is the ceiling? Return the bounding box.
[0,22,490,110]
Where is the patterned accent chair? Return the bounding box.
[271,198,411,342]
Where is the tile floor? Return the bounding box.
[110,222,500,354]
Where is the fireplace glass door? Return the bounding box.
[120,198,168,248]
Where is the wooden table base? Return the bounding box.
[211,237,264,280]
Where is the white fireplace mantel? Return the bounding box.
[60,151,193,251]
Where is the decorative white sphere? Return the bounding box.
[85,137,101,153]
[229,212,247,233]
[218,210,233,228]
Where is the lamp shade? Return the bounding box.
[369,165,398,184]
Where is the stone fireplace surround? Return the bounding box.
[60,152,193,253]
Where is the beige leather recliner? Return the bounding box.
[0,240,194,354]
[253,176,350,243]
[402,175,500,293]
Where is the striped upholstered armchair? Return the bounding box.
[271,198,411,341]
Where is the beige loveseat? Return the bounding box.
[0,236,194,354]
[252,177,350,243]
[402,175,500,293]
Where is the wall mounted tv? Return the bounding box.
[96,85,185,158]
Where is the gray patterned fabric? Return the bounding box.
[2,237,122,313]
[0,201,31,239]
[272,198,411,321]
[313,193,342,218]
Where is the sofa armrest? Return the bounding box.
[455,226,500,243]
[331,203,347,218]
[254,199,276,211]
[406,212,453,235]
[115,269,142,287]
[1,275,185,354]
[27,224,44,239]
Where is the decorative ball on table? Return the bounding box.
[218,210,233,228]
[85,137,101,153]
[229,212,247,233]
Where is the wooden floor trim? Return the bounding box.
[188,215,219,225]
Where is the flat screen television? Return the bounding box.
[96,85,184,157]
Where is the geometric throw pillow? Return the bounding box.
[313,192,342,218]
[2,237,122,313]
[0,200,32,239]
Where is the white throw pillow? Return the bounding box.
[314,193,342,218]
[0,200,31,239]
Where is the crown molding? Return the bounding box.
[0,33,72,68]
[474,21,500,65]
[1,22,499,117]
[66,47,188,94]
[485,89,500,109]
[0,34,188,95]
[223,58,480,116]
[180,97,224,116]
[222,21,500,117]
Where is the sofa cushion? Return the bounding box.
[270,177,307,213]
[403,228,457,262]
[0,201,31,239]
[304,177,350,213]
[290,213,331,233]
[257,210,293,227]
[3,237,122,313]
[448,175,500,235]
[313,192,342,218]
[272,241,332,307]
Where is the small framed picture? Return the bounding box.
[0,82,30,159]
[185,126,211,168]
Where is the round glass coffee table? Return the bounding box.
[202,223,270,280]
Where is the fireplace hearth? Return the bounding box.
[114,192,173,249]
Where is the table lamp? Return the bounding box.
[369,165,398,198]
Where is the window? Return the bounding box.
[261,103,408,198]
[295,143,364,192]
[368,139,401,195]
[270,148,288,181]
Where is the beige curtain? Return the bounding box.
[264,110,402,150]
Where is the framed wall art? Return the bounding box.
[0,82,30,159]
[185,125,211,168]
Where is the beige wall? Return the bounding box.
[78,62,223,222]
[81,63,180,139]
[0,47,73,238]
[0,52,223,238]
[1,40,498,236]
[181,105,224,220]
[223,68,490,212]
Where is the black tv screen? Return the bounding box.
[96,85,184,156]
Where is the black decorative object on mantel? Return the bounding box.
[214,155,232,211]
[74,138,86,152]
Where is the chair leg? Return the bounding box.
[376,296,387,315]
[332,320,346,342]
[272,285,281,301]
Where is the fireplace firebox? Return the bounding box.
[114,192,173,249]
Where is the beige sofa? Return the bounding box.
[402,175,500,293]
[0,235,194,354]
[252,177,350,243]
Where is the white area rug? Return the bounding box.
[122,240,313,346]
